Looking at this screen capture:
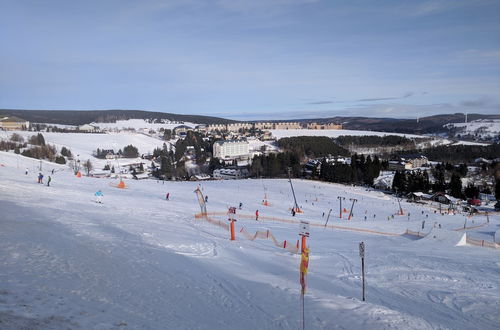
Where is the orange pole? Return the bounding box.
[301,235,307,253]
[230,220,235,241]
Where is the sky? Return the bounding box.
[1,0,499,120]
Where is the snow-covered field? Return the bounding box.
[90,119,196,131]
[445,119,500,140]
[1,151,499,329]
[270,129,424,140]
[0,130,168,171]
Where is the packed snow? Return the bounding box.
[1,150,499,329]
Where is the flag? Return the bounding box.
[300,247,309,295]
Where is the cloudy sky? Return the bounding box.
[1,0,499,120]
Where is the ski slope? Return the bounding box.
[1,151,499,329]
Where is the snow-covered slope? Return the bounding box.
[0,130,167,169]
[91,119,196,131]
[445,119,500,140]
[1,151,499,329]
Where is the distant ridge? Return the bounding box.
[0,109,238,126]
[0,109,498,135]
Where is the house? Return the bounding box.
[407,192,432,202]
[400,154,429,168]
[474,157,491,164]
[213,168,250,180]
[78,124,99,132]
[431,192,459,205]
[173,125,193,135]
[0,116,30,130]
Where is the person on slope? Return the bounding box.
[95,190,104,204]
[38,173,43,184]
[47,176,51,187]
[166,192,170,201]
[255,209,259,221]
[25,168,28,175]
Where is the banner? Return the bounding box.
[300,247,309,295]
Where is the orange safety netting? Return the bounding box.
[239,227,299,253]
[195,212,401,237]
[195,213,299,253]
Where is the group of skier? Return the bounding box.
[34,170,52,186]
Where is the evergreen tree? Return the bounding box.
[449,173,462,198]
[495,179,500,200]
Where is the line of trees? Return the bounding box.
[392,143,500,164]
[335,135,415,148]
[277,136,349,158]
[250,152,302,178]
[319,154,382,185]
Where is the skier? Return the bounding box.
[25,168,28,175]
[239,202,243,210]
[51,169,54,175]
[47,176,51,187]
[292,208,296,217]
[95,190,103,203]
[38,173,43,184]
[205,195,208,203]
[255,210,259,221]
[166,192,170,201]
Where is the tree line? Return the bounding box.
[318,154,382,185]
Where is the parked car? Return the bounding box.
[467,198,481,206]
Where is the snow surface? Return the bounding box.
[90,119,196,131]
[270,129,424,139]
[0,130,168,170]
[1,151,499,329]
[445,119,500,139]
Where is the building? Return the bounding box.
[78,124,99,132]
[401,154,429,168]
[213,168,250,180]
[207,124,227,132]
[213,140,250,159]
[173,125,193,135]
[274,122,302,130]
[0,116,30,130]
[226,123,253,132]
[254,122,274,130]
[307,122,342,130]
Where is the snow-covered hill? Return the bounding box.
[90,119,196,131]
[270,129,424,140]
[445,119,500,141]
[1,151,499,329]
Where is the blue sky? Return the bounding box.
[1,0,499,120]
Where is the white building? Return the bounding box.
[78,124,99,132]
[213,140,250,159]
[213,168,250,180]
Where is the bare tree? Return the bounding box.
[82,159,93,175]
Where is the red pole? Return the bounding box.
[230,220,235,241]
[301,235,307,253]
